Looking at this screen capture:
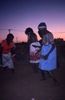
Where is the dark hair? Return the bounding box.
[25,27,33,35]
[6,33,14,45]
[7,33,14,39]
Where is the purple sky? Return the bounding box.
[0,0,65,42]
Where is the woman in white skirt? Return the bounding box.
[1,33,16,74]
[37,22,59,85]
[30,41,41,73]
[25,27,41,73]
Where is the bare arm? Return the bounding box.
[41,43,55,60]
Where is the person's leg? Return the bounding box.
[40,69,46,80]
[48,71,59,86]
[3,66,7,71]
[35,63,39,72]
[45,71,51,78]
[31,63,38,73]
[11,68,15,75]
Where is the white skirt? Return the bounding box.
[30,42,41,63]
[2,52,14,69]
[39,44,57,71]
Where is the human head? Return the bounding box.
[25,27,33,35]
[38,22,47,38]
[38,22,47,30]
[6,33,14,43]
[25,27,37,43]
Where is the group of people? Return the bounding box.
[0,22,59,85]
[25,22,59,86]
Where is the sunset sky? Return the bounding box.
[0,0,65,43]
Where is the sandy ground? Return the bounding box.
[0,58,65,100]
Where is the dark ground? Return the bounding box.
[0,43,65,100]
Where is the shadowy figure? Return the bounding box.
[25,27,37,45]
[37,22,59,86]
[21,42,29,63]
[1,33,16,75]
[25,27,41,73]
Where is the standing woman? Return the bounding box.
[1,33,16,74]
[25,27,38,62]
[25,27,41,72]
[37,22,59,85]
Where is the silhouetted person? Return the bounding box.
[1,33,16,75]
[37,22,59,86]
[25,27,37,45]
[25,27,37,61]
[25,27,41,72]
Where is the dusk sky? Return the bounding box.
[0,0,65,42]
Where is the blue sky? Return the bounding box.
[0,0,65,42]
